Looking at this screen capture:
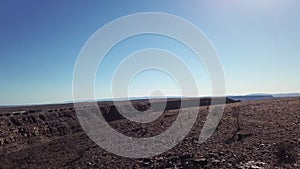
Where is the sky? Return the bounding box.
[0,0,300,105]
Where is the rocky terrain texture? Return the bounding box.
[0,97,299,168]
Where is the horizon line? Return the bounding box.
[1,92,300,107]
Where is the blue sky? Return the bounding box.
[0,0,300,105]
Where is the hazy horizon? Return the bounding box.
[1,92,300,107]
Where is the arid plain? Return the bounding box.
[0,97,299,168]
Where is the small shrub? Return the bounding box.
[10,117,22,126]
[4,113,11,116]
[274,141,297,165]
[39,114,46,121]
[232,107,241,131]
[28,110,35,113]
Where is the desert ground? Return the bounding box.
[0,97,299,169]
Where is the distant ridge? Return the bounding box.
[2,93,299,107]
[272,93,300,98]
[228,92,300,101]
[0,96,230,109]
[228,94,274,101]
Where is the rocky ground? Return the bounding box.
[0,97,299,168]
